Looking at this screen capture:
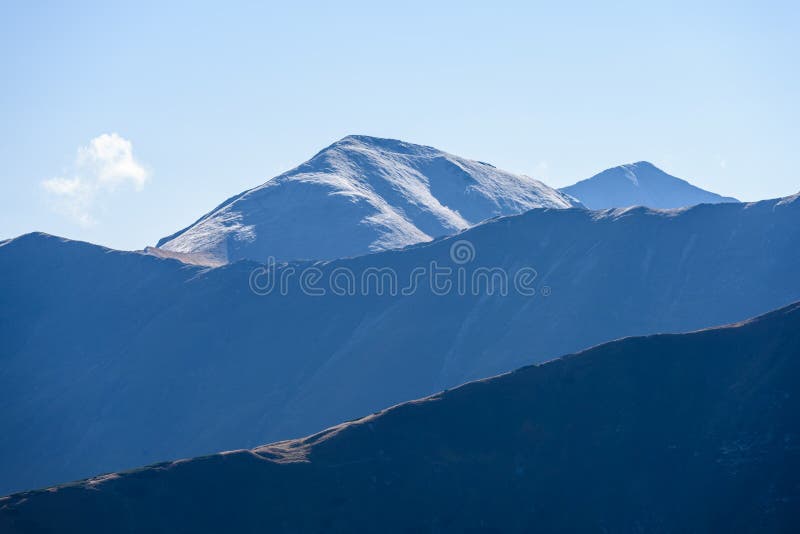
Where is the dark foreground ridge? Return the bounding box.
[2,301,799,533]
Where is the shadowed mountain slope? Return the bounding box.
[2,301,799,533]
[0,193,798,495]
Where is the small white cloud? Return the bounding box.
[77,133,148,190]
[42,133,149,226]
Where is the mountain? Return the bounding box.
[1,194,799,495]
[3,301,799,533]
[560,161,739,209]
[156,135,581,263]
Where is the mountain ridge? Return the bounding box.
[2,300,798,532]
[1,193,798,495]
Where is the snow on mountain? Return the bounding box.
[1,194,798,496]
[157,135,581,263]
[3,301,800,533]
[560,161,739,209]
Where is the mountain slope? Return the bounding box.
[157,135,581,263]
[1,194,799,495]
[561,161,739,209]
[3,302,799,533]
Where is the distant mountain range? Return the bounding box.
[156,135,580,263]
[3,300,798,533]
[561,161,739,209]
[1,193,798,495]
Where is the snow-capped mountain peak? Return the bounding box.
[157,135,582,263]
[560,161,739,209]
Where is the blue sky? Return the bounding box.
[1,0,798,250]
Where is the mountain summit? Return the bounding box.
[157,135,581,263]
[560,161,738,209]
